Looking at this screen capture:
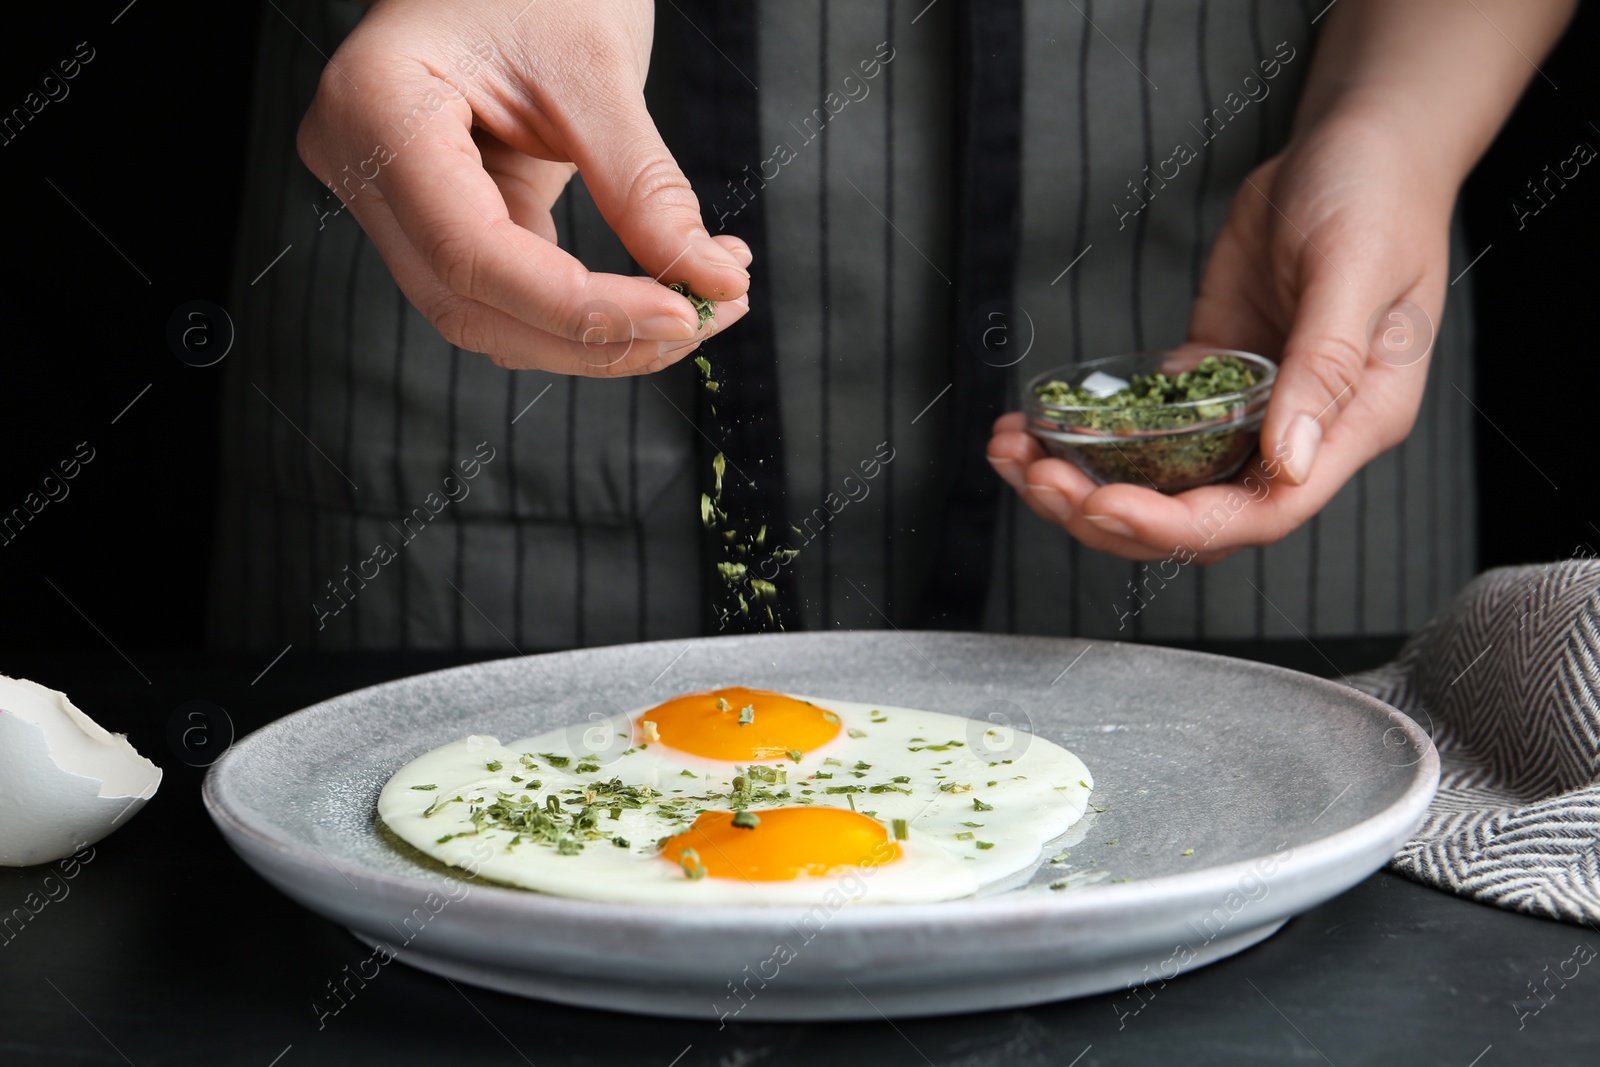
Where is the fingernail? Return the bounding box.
[635,315,697,342]
[1084,514,1137,539]
[727,239,754,268]
[1025,484,1072,523]
[988,455,1024,490]
[692,234,750,276]
[1282,414,1323,485]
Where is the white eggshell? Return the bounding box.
[0,675,162,866]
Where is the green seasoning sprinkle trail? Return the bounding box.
[686,312,799,636]
[731,810,760,829]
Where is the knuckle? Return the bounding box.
[1300,342,1365,412]
[621,154,698,220]
[425,230,486,298]
[430,297,489,355]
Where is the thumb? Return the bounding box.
[568,91,750,303]
[1262,274,1377,486]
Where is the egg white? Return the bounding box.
[378,696,1093,905]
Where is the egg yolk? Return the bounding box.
[661,807,902,881]
[639,687,840,761]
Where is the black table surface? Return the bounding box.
[3,640,1597,1067]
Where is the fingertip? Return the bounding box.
[711,234,753,269]
[992,411,1027,435]
[987,429,1044,467]
[1023,456,1100,510]
[686,234,751,300]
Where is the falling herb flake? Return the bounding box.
[1182,849,1195,857]
[540,753,570,769]
[679,848,707,880]
[613,837,631,849]
[892,818,909,840]
[731,810,760,829]
[973,798,994,812]
[848,728,867,739]
[484,761,503,772]
[786,748,803,763]
[975,841,995,850]
[410,784,438,791]
[738,704,755,726]
[954,831,975,841]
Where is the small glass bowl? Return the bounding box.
[1023,348,1276,493]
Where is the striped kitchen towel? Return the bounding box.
[1349,559,1600,924]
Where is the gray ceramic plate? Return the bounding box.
[203,632,1437,1021]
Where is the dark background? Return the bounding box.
[0,1,1594,652]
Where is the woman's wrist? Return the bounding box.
[1290,90,1469,201]
[1291,0,1576,199]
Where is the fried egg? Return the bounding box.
[378,687,1093,905]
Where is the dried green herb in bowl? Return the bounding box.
[1024,349,1276,493]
